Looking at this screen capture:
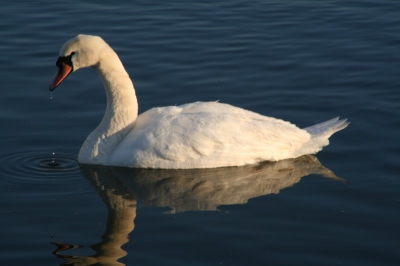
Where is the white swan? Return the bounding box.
[49,34,349,169]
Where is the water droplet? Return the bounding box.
[50,91,53,99]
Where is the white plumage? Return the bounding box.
[49,35,349,169]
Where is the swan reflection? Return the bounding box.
[52,155,344,265]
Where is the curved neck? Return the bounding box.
[78,48,138,164]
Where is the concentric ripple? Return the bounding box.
[0,150,82,183]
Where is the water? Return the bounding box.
[1,1,399,265]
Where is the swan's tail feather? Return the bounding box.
[304,117,350,139]
[298,117,349,156]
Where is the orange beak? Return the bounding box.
[49,62,73,91]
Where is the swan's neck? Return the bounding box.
[78,48,138,164]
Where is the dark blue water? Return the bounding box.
[1,1,399,265]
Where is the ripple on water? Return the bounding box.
[0,150,82,185]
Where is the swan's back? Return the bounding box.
[109,101,317,168]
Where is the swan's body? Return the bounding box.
[50,35,349,169]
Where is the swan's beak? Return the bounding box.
[49,62,73,91]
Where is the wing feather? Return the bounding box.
[110,102,310,168]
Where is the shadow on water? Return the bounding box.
[51,155,344,266]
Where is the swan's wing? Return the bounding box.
[110,102,310,168]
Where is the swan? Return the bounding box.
[49,34,349,169]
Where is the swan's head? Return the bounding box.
[49,34,108,91]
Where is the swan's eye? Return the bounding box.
[55,52,75,68]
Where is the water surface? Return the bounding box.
[0,1,399,265]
